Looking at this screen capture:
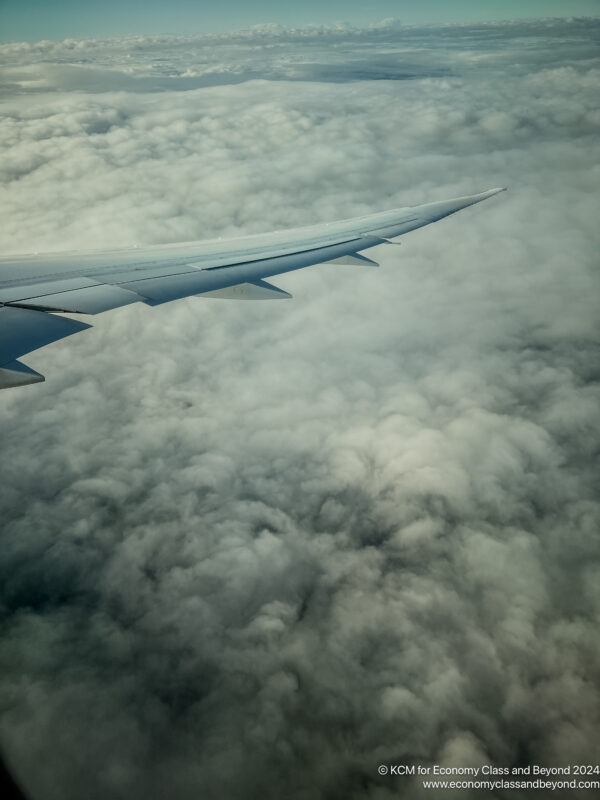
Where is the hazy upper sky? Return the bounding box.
[1,0,600,41]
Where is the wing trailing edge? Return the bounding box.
[0,188,506,389]
[0,280,143,314]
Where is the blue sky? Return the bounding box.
[1,0,599,41]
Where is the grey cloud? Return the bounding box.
[0,16,599,800]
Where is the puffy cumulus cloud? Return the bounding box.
[1,17,599,800]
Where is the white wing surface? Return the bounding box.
[0,188,505,389]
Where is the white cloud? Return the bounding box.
[0,17,599,800]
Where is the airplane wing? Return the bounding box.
[0,188,505,389]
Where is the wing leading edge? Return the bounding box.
[0,188,505,389]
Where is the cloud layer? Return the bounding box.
[0,18,599,800]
